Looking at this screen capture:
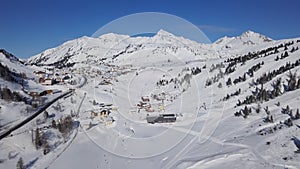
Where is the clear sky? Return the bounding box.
[1,0,299,58]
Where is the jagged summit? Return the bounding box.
[216,30,272,44]
[241,30,260,37]
[155,29,175,37]
[240,30,272,42]
[214,30,273,52]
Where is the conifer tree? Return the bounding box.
[295,109,300,120]
[52,120,57,129]
[16,157,24,169]
[35,128,41,149]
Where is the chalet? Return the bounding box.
[43,78,54,85]
[55,77,63,83]
[91,109,111,118]
[99,79,111,85]
[145,107,155,112]
[31,100,41,108]
[39,77,45,83]
[152,93,166,101]
[39,90,52,96]
[137,101,151,109]
[34,71,46,77]
[100,109,111,116]
[91,111,98,118]
[146,114,176,124]
[141,96,150,102]
[31,97,46,108]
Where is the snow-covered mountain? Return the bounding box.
[0,49,34,76]
[215,30,272,46]
[213,30,274,55]
[1,30,300,169]
[26,30,276,68]
[0,49,23,64]
[27,30,208,67]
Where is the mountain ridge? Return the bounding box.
[25,30,280,68]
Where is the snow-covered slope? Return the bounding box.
[26,30,220,67]
[215,30,272,46]
[1,30,300,169]
[0,50,39,139]
[26,30,277,68]
[0,49,30,74]
[212,30,274,56]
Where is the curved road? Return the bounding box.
[0,90,73,140]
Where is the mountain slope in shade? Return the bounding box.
[0,49,23,65]
[0,49,34,78]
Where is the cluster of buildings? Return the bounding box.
[135,96,177,124]
[136,95,167,113]
[90,109,115,126]
[27,90,48,108]
[137,96,154,112]
[33,70,72,85]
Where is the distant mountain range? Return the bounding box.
[25,30,275,68]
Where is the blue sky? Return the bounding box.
[1,0,300,58]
